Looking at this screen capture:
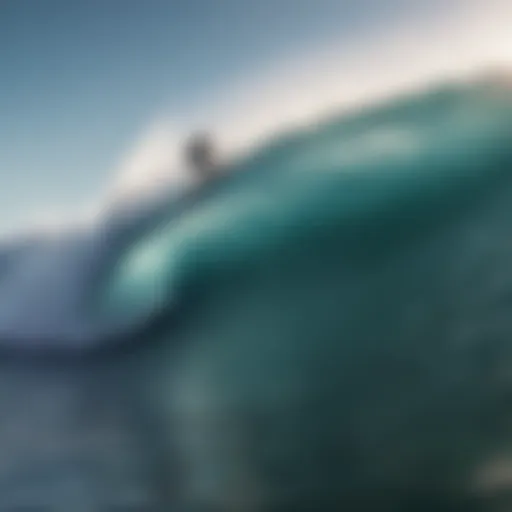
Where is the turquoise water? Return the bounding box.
[0,78,511,510]
[100,80,512,333]
[93,79,512,509]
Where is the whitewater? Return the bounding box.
[0,183,191,350]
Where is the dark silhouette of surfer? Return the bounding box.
[184,132,221,184]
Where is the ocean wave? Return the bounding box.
[0,75,510,355]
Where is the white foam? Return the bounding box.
[0,183,185,350]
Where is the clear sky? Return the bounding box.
[0,0,510,236]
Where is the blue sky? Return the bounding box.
[0,0,509,235]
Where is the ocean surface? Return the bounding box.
[0,76,510,509]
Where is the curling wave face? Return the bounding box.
[0,76,510,509]
[0,77,510,354]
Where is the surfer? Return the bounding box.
[184,132,221,184]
